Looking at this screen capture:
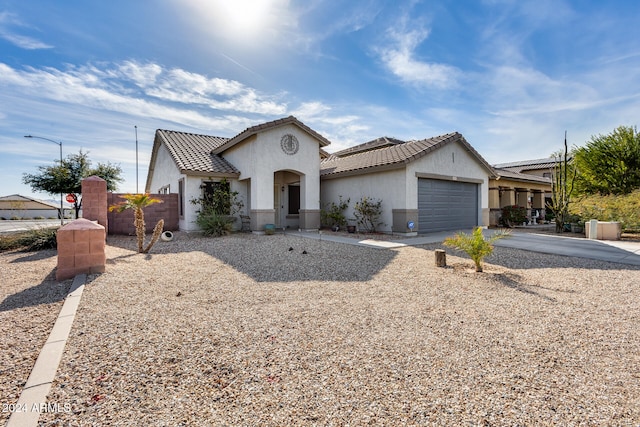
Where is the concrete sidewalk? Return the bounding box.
[293,229,640,266]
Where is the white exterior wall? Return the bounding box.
[321,168,406,232]
[405,140,489,226]
[224,124,321,211]
[147,143,197,231]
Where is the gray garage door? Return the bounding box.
[418,178,478,233]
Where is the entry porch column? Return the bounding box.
[249,174,275,232]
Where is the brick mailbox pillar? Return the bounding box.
[56,218,106,281]
[81,175,108,229]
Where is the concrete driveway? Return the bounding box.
[296,229,640,266]
[490,231,640,266]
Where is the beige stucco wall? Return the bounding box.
[223,124,322,230]
[321,168,406,232]
[321,140,491,232]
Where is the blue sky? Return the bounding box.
[1,0,639,199]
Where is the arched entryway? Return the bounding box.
[273,170,302,229]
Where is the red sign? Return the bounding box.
[66,194,76,203]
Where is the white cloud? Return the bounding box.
[0,31,53,49]
[0,61,288,124]
[375,14,460,89]
[0,11,53,49]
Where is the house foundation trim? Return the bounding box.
[392,209,419,235]
[298,209,320,231]
[250,209,276,232]
[415,172,485,184]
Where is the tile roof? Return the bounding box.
[155,129,240,175]
[212,115,331,154]
[493,168,552,184]
[493,157,560,173]
[321,132,494,178]
[331,136,406,157]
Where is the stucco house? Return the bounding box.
[491,158,556,225]
[0,194,63,219]
[145,116,549,234]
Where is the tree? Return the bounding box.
[109,193,164,253]
[547,132,577,233]
[22,150,123,218]
[574,126,640,196]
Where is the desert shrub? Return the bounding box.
[443,227,511,272]
[500,205,527,227]
[195,210,234,236]
[353,197,384,232]
[191,178,243,237]
[321,196,350,228]
[0,227,58,252]
[570,190,640,232]
[20,227,58,251]
[10,216,21,220]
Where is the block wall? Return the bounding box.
[56,218,106,281]
[107,193,179,235]
[81,176,108,229]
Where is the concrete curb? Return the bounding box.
[7,274,86,427]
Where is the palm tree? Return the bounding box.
[109,193,164,253]
[443,227,510,272]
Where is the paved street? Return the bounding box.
[0,219,65,234]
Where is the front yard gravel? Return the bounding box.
[3,232,639,425]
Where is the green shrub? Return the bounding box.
[321,196,350,228]
[570,190,640,232]
[443,227,511,272]
[191,178,244,237]
[195,209,235,236]
[10,216,21,220]
[500,205,527,227]
[353,197,384,232]
[0,227,58,252]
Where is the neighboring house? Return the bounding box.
[146,116,504,234]
[0,194,61,219]
[491,158,555,225]
[493,157,559,179]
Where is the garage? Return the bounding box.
[418,178,478,233]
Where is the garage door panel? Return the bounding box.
[418,178,478,233]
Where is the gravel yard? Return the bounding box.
[3,232,640,425]
[0,249,72,426]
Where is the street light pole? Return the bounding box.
[24,135,65,226]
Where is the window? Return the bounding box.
[201,180,232,215]
[288,185,300,214]
[178,179,185,218]
[542,172,552,178]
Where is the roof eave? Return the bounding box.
[212,116,331,154]
[320,162,405,180]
